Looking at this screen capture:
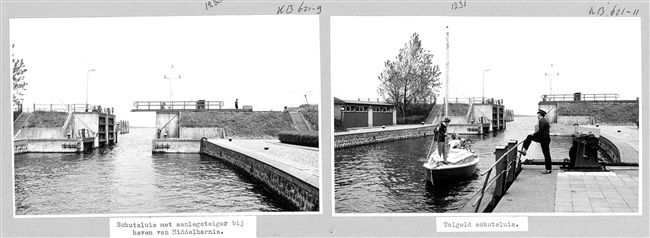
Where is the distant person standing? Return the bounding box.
[435,118,451,164]
[519,109,552,174]
[235,99,239,109]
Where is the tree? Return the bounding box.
[377,33,441,118]
[12,44,28,107]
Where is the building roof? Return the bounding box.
[334,97,394,107]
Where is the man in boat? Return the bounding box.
[519,109,552,174]
[435,117,452,164]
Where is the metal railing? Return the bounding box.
[446,97,504,105]
[13,104,23,121]
[133,101,225,111]
[28,104,112,113]
[460,140,524,213]
[541,93,619,102]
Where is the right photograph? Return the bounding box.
[332,16,640,214]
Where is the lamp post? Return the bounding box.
[164,65,181,104]
[545,64,559,95]
[86,69,96,112]
[482,69,490,103]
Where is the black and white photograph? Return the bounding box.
[332,16,641,214]
[1,1,648,237]
[10,15,321,215]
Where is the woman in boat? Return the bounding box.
[519,109,552,174]
[435,118,452,164]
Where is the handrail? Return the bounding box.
[481,141,525,176]
[133,100,225,111]
[446,97,503,105]
[472,160,515,207]
[30,103,111,113]
[457,140,524,213]
[541,93,619,102]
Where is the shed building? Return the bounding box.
[334,97,396,128]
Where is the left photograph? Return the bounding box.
[11,15,321,215]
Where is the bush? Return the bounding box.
[403,103,434,117]
[278,131,319,147]
[334,118,347,132]
[397,115,427,125]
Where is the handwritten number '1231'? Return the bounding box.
[451,0,466,10]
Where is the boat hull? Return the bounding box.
[424,156,479,186]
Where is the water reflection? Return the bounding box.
[335,116,571,213]
[14,127,290,215]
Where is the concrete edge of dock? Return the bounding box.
[201,139,319,211]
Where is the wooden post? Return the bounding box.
[494,146,508,197]
[506,140,518,184]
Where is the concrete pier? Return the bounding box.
[13,108,118,153]
[492,168,639,213]
[488,126,639,213]
[13,137,95,153]
[334,124,434,149]
[201,139,319,211]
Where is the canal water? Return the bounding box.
[14,127,291,215]
[335,116,573,213]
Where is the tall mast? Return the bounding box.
[445,26,449,118]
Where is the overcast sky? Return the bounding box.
[331,17,641,115]
[11,15,320,127]
[10,16,642,126]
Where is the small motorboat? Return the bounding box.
[423,140,479,186]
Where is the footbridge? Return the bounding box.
[131,100,253,112]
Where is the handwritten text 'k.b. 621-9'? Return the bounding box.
[277,1,322,14]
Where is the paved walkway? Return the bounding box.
[554,170,639,213]
[493,166,639,213]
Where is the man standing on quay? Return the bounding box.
[519,109,552,174]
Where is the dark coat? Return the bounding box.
[533,117,551,140]
[436,122,448,142]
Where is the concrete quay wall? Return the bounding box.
[201,140,319,211]
[14,138,87,153]
[152,139,201,153]
[156,112,180,138]
[598,136,621,163]
[180,127,225,139]
[14,127,65,140]
[335,126,435,149]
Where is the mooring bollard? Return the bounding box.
[200,137,207,154]
[494,146,508,198]
[506,140,518,185]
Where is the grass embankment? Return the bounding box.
[558,102,639,125]
[297,104,318,131]
[180,111,297,138]
[23,111,68,128]
[447,103,470,116]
